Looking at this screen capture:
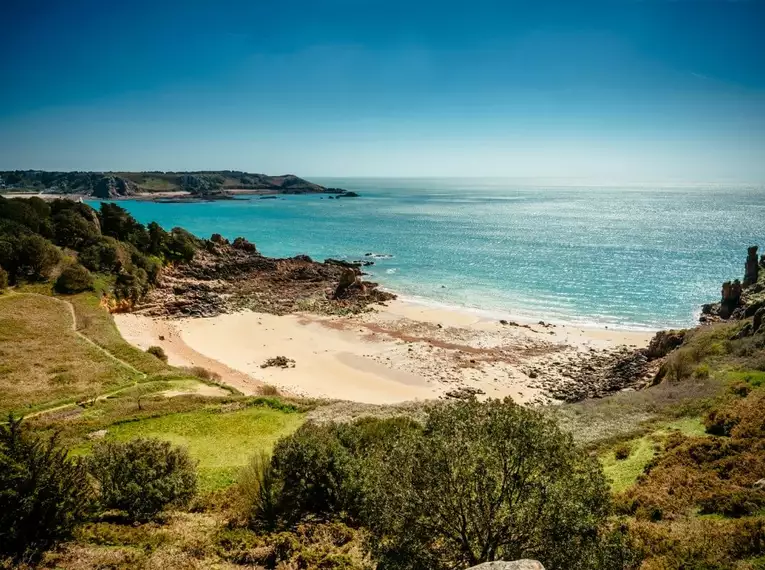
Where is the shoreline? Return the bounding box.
[115,298,655,406]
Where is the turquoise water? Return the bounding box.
[91,179,765,330]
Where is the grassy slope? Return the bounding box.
[0,293,137,414]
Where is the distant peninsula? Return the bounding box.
[0,170,353,201]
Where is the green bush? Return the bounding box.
[266,401,614,570]
[88,438,197,522]
[52,209,100,249]
[16,234,61,281]
[146,345,168,362]
[79,237,126,273]
[614,443,632,460]
[364,399,612,570]
[54,263,94,293]
[0,416,93,560]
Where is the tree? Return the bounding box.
[0,416,93,561]
[87,438,197,522]
[266,400,614,570]
[147,221,168,257]
[16,235,61,281]
[55,263,95,293]
[363,399,611,570]
[52,209,100,249]
[79,237,125,273]
[0,266,7,292]
[98,202,149,250]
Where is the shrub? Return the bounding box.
[146,345,168,362]
[614,443,632,460]
[267,401,613,569]
[238,452,281,530]
[88,438,197,522]
[0,416,93,560]
[258,383,281,396]
[180,365,222,382]
[54,263,94,293]
[78,237,125,273]
[16,234,61,281]
[361,399,612,570]
[0,266,7,292]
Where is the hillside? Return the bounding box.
[0,170,346,199]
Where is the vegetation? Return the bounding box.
[0,417,92,562]
[85,404,304,490]
[0,195,202,304]
[146,345,168,362]
[0,293,137,414]
[242,401,624,570]
[88,438,197,522]
[0,266,7,292]
[55,263,95,293]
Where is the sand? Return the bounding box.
[115,299,655,405]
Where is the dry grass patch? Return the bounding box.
[0,294,137,414]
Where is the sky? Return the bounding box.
[1,0,764,182]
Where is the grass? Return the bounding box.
[0,293,138,414]
[600,416,708,493]
[601,435,657,493]
[66,291,170,375]
[77,404,304,490]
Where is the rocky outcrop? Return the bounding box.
[333,268,365,299]
[744,245,759,287]
[468,561,545,570]
[92,176,139,199]
[701,246,765,323]
[546,346,655,402]
[644,329,686,360]
[133,237,395,318]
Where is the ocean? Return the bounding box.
[91,179,765,331]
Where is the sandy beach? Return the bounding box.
[115,299,655,405]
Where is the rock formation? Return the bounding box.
[644,329,686,360]
[333,267,365,299]
[133,236,394,318]
[744,245,759,287]
[92,176,139,199]
[467,561,544,570]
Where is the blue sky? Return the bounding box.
[1,0,764,181]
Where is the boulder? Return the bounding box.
[231,237,257,253]
[744,245,759,287]
[333,267,362,299]
[468,561,545,570]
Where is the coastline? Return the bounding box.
[115,298,655,406]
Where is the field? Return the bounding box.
[77,404,304,490]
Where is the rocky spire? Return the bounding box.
[743,245,759,287]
